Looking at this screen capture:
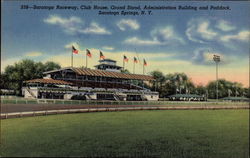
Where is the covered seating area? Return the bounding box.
[168,94,206,101]
[222,97,249,102]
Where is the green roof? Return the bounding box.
[168,94,204,98]
[222,97,249,101]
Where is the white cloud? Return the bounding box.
[185,18,248,45]
[221,30,250,42]
[151,26,185,44]
[216,20,236,32]
[44,15,83,34]
[124,26,184,46]
[186,24,205,43]
[124,37,162,46]
[102,46,114,51]
[191,48,230,65]
[44,15,111,35]
[44,15,82,26]
[25,52,43,57]
[186,19,218,43]
[197,21,217,40]
[117,19,140,31]
[80,22,111,35]
[64,42,87,54]
[65,42,80,50]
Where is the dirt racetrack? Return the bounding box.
[1,103,249,113]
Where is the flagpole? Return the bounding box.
[86,51,88,68]
[123,59,125,71]
[143,64,145,75]
[142,62,145,89]
[83,52,85,68]
[71,50,73,67]
[133,62,135,74]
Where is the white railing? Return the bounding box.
[26,87,37,98]
[1,98,249,107]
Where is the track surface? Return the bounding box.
[1,103,174,113]
[1,103,249,113]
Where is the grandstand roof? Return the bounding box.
[44,67,154,81]
[25,78,73,85]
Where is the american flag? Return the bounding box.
[124,55,129,62]
[134,57,138,63]
[86,49,92,57]
[100,51,105,59]
[72,46,79,54]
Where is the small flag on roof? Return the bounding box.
[100,51,105,59]
[124,55,129,62]
[72,46,78,54]
[86,49,92,57]
[134,57,138,63]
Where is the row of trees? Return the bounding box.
[1,59,61,95]
[149,70,249,99]
[1,59,249,99]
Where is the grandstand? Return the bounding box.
[22,59,159,101]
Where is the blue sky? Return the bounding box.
[2,1,250,86]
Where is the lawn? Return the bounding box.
[1,110,249,158]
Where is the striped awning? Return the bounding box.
[25,79,73,85]
[71,68,154,81]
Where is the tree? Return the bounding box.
[195,85,207,96]
[149,71,196,97]
[150,71,166,97]
[164,73,195,96]
[0,73,9,89]
[243,88,250,98]
[148,70,247,99]
[206,79,244,99]
[44,61,61,72]
[121,69,130,74]
[2,59,61,95]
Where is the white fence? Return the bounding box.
[1,98,249,106]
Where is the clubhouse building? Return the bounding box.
[22,59,159,101]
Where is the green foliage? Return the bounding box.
[43,61,61,72]
[196,85,207,96]
[1,110,249,157]
[121,69,130,74]
[207,79,245,99]
[1,59,61,95]
[150,71,196,97]
[150,71,166,97]
[149,70,248,99]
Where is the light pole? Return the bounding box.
[213,55,220,102]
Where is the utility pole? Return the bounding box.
[213,55,220,102]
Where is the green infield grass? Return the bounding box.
[1,110,249,157]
